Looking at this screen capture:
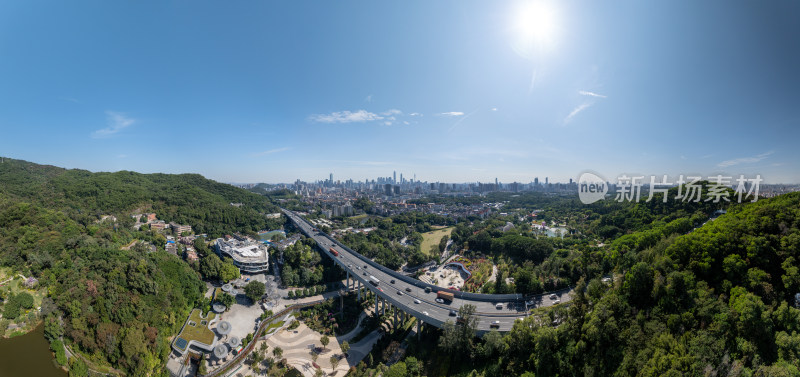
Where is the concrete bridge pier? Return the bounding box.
[357,281,362,301]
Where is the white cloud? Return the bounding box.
[579,90,607,98]
[252,147,291,157]
[409,112,422,116]
[381,109,402,116]
[438,111,465,117]
[308,110,384,123]
[717,151,774,168]
[91,111,135,138]
[564,102,594,124]
[491,107,498,111]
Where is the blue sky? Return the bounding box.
[1,1,799,184]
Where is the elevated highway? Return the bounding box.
[282,209,571,334]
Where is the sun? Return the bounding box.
[512,1,559,55]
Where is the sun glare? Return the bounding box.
[512,1,559,56]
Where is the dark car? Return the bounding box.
[390,279,395,284]
[397,291,403,296]
[405,287,412,292]
[449,310,457,316]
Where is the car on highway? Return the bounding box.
[348,264,352,268]
[397,291,403,296]
[363,264,368,268]
[405,287,412,292]
[495,303,503,309]
[423,311,429,316]
[362,272,367,276]
[414,299,421,304]
[449,310,457,316]
[424,287,432,293]
[490,321,500,328]
[435,298,444,304]
[390,279,395,284]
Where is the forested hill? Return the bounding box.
[493,192,800,376]
[0,157,281,237]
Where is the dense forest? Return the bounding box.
[351,192,800,376]
[0,158,285,376]
[0,158,282,238]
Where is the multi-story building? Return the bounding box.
[214,237,269,274]
[171,222,192,235]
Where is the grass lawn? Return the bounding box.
[175,309,217,348]
[420,227,453,256]
[264,320,285,334]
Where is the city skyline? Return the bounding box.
[1,1,799,184]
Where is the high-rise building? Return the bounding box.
[534,177,539,186]
[329,173,333,183]
[545,177,549,185]
[393,171,397,184]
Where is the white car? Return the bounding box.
[435,298,444,304]
[549,294,557,300]
[553,299,561,304]
[414,299,421,304]
[423,311,429,316]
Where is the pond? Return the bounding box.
[0,323,66,377]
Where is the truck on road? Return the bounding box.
[437,291,454,302]
[329,248,339,257]
[369,275,380,286]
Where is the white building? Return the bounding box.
[214,237,269,274]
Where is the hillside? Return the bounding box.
[363,192,800,377]
[0,158,287,376]
[0,158,282,237]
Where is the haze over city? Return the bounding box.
[1,0,799,184]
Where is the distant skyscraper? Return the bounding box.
[400,173,403,183]
[534,177,539,186]
[330,173,333,182]
[545,177,549,185]
[495,177,498,186]
[393,171,397,184]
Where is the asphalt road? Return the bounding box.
[282,209,572,332]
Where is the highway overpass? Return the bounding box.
[281,209,571,334]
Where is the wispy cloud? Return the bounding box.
[91,111,135,138]
[59,96,80,103]
[308,110,384,123]
[564,102,594,124]
[253,147,291,157]
[364,94,373,103]
[308,109,419,126]
[438,112,465,117]
[491,107,498,112]
[579,90,607,98]
[448,109,478,132]
[718,151,774,168]
[381,109,402,116]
